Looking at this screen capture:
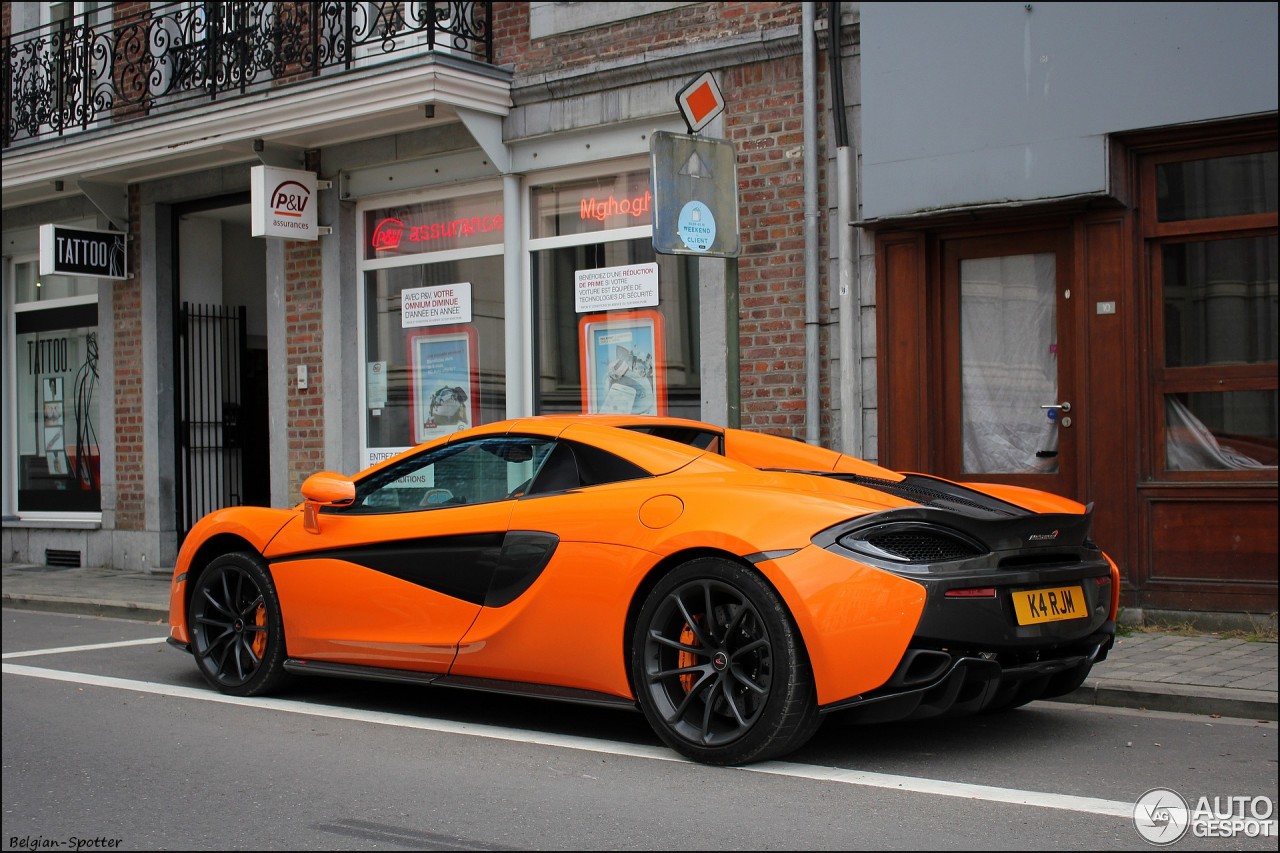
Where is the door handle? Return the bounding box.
[1041,401,1073,427]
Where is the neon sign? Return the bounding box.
[580,190,653,222]
[371,218,405,251]
[370,215,504,251]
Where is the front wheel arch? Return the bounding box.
[182,534,260,621]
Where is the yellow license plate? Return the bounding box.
[1012,585,1086,625]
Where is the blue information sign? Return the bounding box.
[676,201,717,252]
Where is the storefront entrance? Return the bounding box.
[173,196,270,537]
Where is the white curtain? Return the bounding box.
[1166,396,1271,470]
[960,253,1059,473]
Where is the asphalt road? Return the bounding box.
[3,609,1277,851]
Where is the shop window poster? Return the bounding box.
[579,310,667,415]
[408,326,479,444]
[43,376,68,476]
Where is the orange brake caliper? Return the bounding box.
[251,603,268,658]
[678,622,698,693]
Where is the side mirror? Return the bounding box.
[300,472,355,533]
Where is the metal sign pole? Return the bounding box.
[726,258,740,429]
[653,73,742,429]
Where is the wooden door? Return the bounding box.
[939,230,1081,499]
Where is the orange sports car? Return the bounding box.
[167,415,1119,765]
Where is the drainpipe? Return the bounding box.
[803,2,820,445]
[829,2,862,458]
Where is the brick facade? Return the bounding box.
[112,186,144,529]
[283,239,325,501]
[727,53,826,434]
[493,3,802,74]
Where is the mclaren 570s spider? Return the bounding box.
[168,415,1118,765]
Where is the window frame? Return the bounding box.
[527,158,704,419]
[355,181,506,468]
[5,253,103,520]
[1139,136,1278,481]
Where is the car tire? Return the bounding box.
[189,551,289,697]
[631,557,818,765]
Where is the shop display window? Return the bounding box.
[362,257,505,461]
[530,172,701,418]
[361,192,505,465]
[10,260,101,513]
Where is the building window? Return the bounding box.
[9,257,102,513]
[530,168,701,418]
[1144,143,1278,475]
[358,188,505,467]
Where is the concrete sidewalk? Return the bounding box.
[3,561,1276,721]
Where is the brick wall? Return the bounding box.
[113,186,144,528]
[284,239,324,500]
[111,2,151,123]
[489,2,526,61]
[727,53,827,436]
[493,3,802,74]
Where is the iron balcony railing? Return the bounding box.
[3,1,493,149]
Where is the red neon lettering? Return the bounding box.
[579,191,653,222]
[371,214,504,250]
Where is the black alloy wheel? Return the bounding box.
[189,552,289,696]
[632,557,819,765]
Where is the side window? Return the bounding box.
[524,440,651,495]
[623,424,723,452]
[344,437,554,513]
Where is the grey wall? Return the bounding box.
[860,1,1279,219]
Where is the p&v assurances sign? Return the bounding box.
[251,165,319,240]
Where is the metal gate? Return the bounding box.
[177,303,247,537]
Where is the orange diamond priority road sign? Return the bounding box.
[676,71,725,134]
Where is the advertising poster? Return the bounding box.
[579,310,667,415]
[574,263,659,313]
[42,377,67,475]
[408,327,479,444]
[401,282,472,329]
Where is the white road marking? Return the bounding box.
[2,637,169,659]
[4,660,1136,819]
[749,761,1133,817]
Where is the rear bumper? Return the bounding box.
[822,625,1114,721]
